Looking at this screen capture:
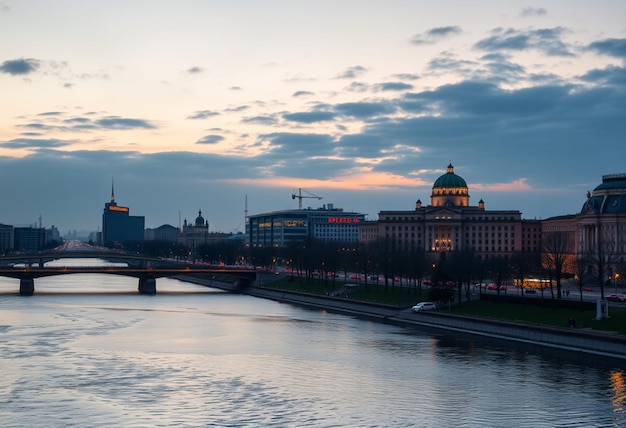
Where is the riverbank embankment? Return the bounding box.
[180,275,626,361]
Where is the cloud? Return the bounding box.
[373,82,414,92]
[475,27,574,57]
[293,90,314,97]
[520,7,547,18]
[257,132,336,157]
[346,82,369,92]
[196,135,224,145]
[0,138,74,149]
[334,101,396,119]
[0,58,40,75]
[14,112,159,133]
[187,66,204,74]
[392,73,419,81]
[187,110,220,120]
[587,38,626,59]
[63,117,91,124]
[241,115,278,125]
[0,59,110,85]
[579,65,626,86]
[282,111,335,123]
[94,116,156,130]
[480,53,527,82]
[411,26,462,45]
[335,66,367,79]
[224,105,249,113]
[2,61,623,230]
[427,52,477,74]
[253,157,357,181]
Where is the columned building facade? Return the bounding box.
[543,173,626,283]
[578,174,626,265]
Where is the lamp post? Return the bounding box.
[615,272,620,295]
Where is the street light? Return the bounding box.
[615,273,620,295]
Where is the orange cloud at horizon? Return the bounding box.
[231,169,432,191]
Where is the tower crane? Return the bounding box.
[291,188,322,209]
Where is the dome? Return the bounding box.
[593,175,626,192]
[433,163,467,189]
[195,210,205,226]
[430,163,470,207]
[581,173,626,214]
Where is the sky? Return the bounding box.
[1,1,625,236]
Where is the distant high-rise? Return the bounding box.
[0,224,15,253]
[101,182,145,247]
[13,227,46,252]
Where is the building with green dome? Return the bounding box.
[360,164,542,259]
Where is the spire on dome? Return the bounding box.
[447,163,454,174]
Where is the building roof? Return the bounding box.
[593,174,626,192]
[433,163,468,189]
[580,173,626,214]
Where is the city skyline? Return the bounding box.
[1,1,625,234]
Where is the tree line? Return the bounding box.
[112,228,623,306]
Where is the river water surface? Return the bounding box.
[0,259,624,427]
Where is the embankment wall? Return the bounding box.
[181,276,626,361]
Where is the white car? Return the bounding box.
[412,302,436,312]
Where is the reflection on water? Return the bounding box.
[0,262,623,427]
[612,370,626,416]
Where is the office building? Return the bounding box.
[14,227,46,252]
[101,185,145,247]
[248,204,366,247]
[0,224,14,253]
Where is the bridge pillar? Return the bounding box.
[234,277,255,288]
[20,278,34,296]
[138,277,156,295]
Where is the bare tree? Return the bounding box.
[571,249,592,304]
[589,227,619,301]
[487,255,512,299]
[511,249,542,298]
[448,248,476,304]
[542,231,575,299]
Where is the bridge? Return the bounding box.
[0,250,166,268]
[0,248,257,296]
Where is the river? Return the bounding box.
[0,259,624,427]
